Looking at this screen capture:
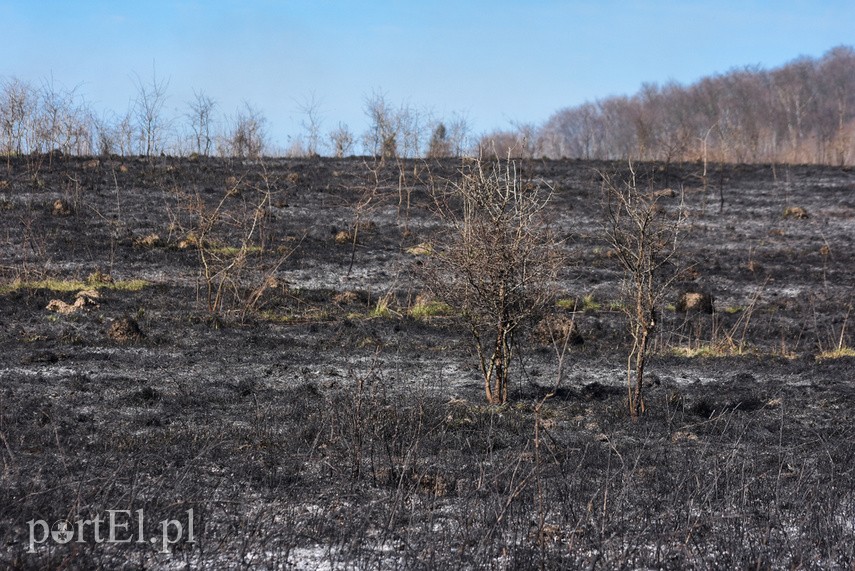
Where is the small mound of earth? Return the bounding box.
[334,229,354,244]
[533,314,583,346]
[52,199,72,216]
[676,291,714,313]
[20,350,60,365]
[783,206,809,219]
[690,373,767,417]
[108,316,144,342]
[581,382,622,401]
[333,290,363,305]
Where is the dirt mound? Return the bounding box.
[533,314,583,346]
[52,198,72,216]
[690,372,769,416]
[783,205,809,219]
[581,381,623,401]
[108,316,144,342]
[676,290,714,313]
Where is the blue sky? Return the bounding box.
[2,0,853,152]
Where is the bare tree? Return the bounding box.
[446,113,471,157]
[534,47,855,165]
[297,92,324,156]
[35,78,72,157]
[539,102,599,159]
[186,89,216,156]
[818,46,855,165]
[477,129,527,159]
[92,112,117,156]
[93,108,132,157]
[395,103,424,159]
[132,67,170,156]
[228,102,267,159]
[329,122,355,158]
[116,108,136,157]
[427,122,452,158]
[424,157,565,404]
[510,120,539,158]
[362,90,396,158]
[601,164,686,418]
[1,77,36,157]
[771,58,818,163]
[477,121,539,159]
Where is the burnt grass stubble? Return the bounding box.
[0,155,853,569]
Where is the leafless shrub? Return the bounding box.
[1,77,37,160]
[297,92,324,157]
[361,91,426,160]
[35,79,93,159]
[362,90,398,159]
[601,163,687,417]
[422,114,472,158]
[132,68,170,157]
[427,122,452,158]
[224,102,267,159]
[93,108,135,157]
[186,89,216,156]
[343,159,388,276]
[329,122,355,158]
[477,122,538,159]
[424,156,565,403]
[180,164,296,323]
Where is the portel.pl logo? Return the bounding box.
[27,509,194,554]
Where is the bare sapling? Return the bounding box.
[425,156,565,404]
[343,159,386,277]
[185,164,296,323]
[601,163,686,418]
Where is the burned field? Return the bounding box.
[0,155,854,569]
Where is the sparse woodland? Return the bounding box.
[3,46,855,165]
[539,46,855,165]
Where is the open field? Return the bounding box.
[1,155,854,569]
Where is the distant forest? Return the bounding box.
[2,45,854,165]
[533,45,855,165]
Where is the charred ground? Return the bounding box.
[0,155,853,569]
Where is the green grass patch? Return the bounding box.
[208,245,264,256]
[258,310,292,323]
[816,347,855,360]
[369,295,398,319]
[670,343,755,358]
[405,242,434,256]
[0,278,149,294]
[580,294,601,312]
[110,279,149,292]
[558,294,602,312]
[409,300,453,319]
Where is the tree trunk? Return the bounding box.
[633,326,650,418]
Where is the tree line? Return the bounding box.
[3,46,854,164]
[537,45,855,165]
[0,70,472,161]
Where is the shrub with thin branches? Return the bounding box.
[601,163,686,418]
[424,157,565,404]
